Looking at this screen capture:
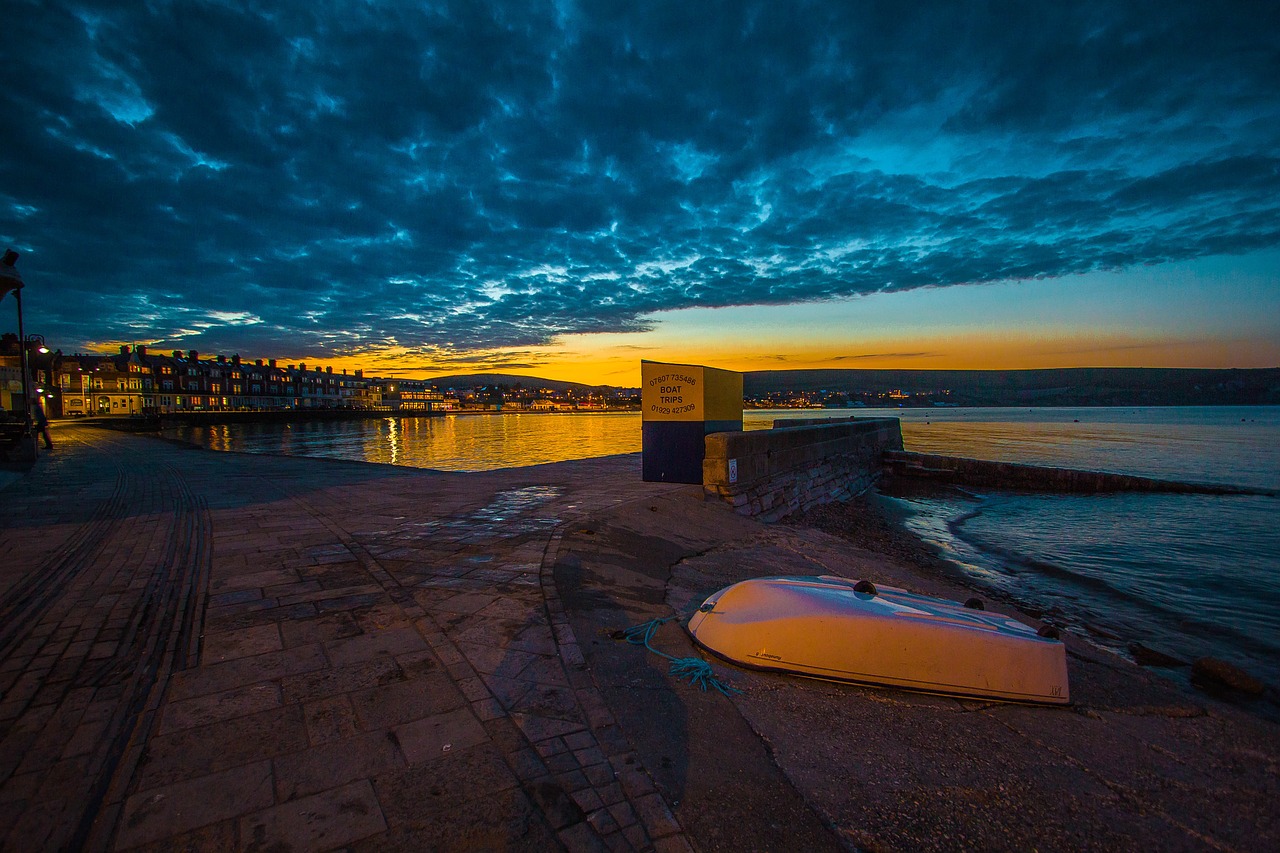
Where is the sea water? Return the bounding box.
[168,405,1280,687]
[855,406,1280,689]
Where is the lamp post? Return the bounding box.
[26,335,50,420]
[1,250,30,427]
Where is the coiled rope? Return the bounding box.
[619,617,740,696]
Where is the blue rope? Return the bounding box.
[620,618,740,696]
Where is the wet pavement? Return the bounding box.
[0,425,690,851]
[2,423,1276,852]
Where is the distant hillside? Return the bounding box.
[742,367,1280,406]
[423,373,596,393]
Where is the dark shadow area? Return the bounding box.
[554,498,845,851]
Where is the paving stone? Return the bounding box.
[527,776,588,831]
[545,751,580,774]
[511,711,586,742]
[393,649,443,679]
[507,746,549,781]
[158,682,282,735]
[303,695,360,746]
[583,762,618,788]
[621,823,650,850]
[351,786,558,852]
[535,737,570,757]
[606,799,637,828]
[115,760,275,849]
[114,816,236,853]
[279,612,362,647]
[315,592,383,612]
[200,624,283,663]
[166,644,327,702]
[632,793,682,839]
[207,588,264,607]
[324,626,429,667]
[348,672,467,730]
[263,579,323,598]
[138,704,307,791]
[202,602,318,635]
[2,764,82,849]
[210,568,300,593]
[372,742,521,823]
[435,592,501,615]
[573,788,607,816]
[587,806,621,837]
[240,779,386,851]
[559,820,609,852]
[273,730,406,802]
[509,676,581,717]
[280,656,405,705]
[393,707,490,765]
[564,731,597,751]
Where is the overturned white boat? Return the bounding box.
[687,575,1069,705]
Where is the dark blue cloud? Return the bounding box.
[2,0,1278,359]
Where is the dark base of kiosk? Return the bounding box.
[641,420,741,484]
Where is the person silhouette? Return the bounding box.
[33,402,52,449]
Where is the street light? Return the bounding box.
[1,249,33,439]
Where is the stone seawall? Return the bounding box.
[885,450,1275,496]
[703,418,904,521]
[80,409,444,431]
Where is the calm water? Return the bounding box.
[872,406,1280,690]
[168,406,1280,687]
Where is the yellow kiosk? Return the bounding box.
[641,360,742,483]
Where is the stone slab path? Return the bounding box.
[0,425,695,851]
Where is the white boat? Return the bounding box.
[687,575,1069,705]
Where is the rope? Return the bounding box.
[620,617,740,696]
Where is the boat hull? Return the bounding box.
[687,576,1069,705]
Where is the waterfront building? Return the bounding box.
[378,378,443,412]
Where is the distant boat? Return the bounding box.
[688,575,1069,705]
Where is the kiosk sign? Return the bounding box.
[640,360,742,483]
[642,366,703,419]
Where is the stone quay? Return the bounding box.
[1,423,1275,851]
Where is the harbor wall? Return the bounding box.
[79,409,443,431]
[884,450,1274,496]
[703,418,904,521]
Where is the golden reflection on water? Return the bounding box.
[376,413,644,471]
[182,413,647,472]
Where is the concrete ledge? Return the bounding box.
[703,418,903,519]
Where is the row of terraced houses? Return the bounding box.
[49,345,446,417]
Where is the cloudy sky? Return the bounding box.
[3,0,1278,383]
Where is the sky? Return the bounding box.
[2,0,1279,386]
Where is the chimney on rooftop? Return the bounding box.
[120,345,130,355]
[173,350,182,359]
[232,354,240,364]
[217,354,225,363]
[255,359,263,366]
[188,350,198,362]
[137,345,147,358]
[299,362,307,372]
[269,359,277,368]
[327,366,333,374]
